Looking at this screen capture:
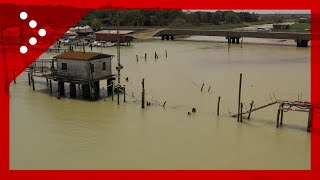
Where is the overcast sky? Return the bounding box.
[187,10,310,14]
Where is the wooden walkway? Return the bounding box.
[231,101,277,117]
[231,100,312,132]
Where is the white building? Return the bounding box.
[53,51,114,81]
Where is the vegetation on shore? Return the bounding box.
[290,23,310,31]
[78,10,310,31]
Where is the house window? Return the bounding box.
[90,64,94,72]
[62,63,67,70]
[103,62,106,70]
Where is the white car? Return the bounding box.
[257,27,270,32]
[94,41,115,47]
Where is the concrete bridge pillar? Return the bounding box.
[231,38,236,44]
[296,40,309,47]
[170,36,174,40]
[166,36,170,40]
[161,36,165,40]
[58,81,65,97]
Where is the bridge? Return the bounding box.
[103,26,311,47]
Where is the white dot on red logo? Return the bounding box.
[29,37,37,45]
[20,12,28,20]
[29,20,37,28]
[20,46,28,54]
[38,29,46,37]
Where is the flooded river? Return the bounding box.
[10,38,310,170]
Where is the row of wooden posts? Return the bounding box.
[136,50,167,61]
[17,70,312,132]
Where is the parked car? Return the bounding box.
[257,27,270,32]
[60,38,69,45]
[94,41,115,47]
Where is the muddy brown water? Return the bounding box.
[10,38,310,169]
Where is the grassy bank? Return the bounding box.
[290,23,310,31]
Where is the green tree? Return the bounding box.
[224,12,241,23]
[91,19,102,31]
[170,17,187,27]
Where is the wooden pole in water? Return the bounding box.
[117,84,120,105]
[240,103,243,122]
[142,78,145,108]
[307,106,312,132]
[241,37,243,48]
[237,73,242,122]
[32,75,35,91]
[136,55,139,61]
[247,101,254,120]
[276,108,280,128]
[217,96,221,115]
[112,81,114,101]
[201,83,204,91]
[208,86,211,92]
[165,50,167,58]
[123,85,126,102]
[13,72,16,84]
[41,60,44,73]
[28,72,31,86]
[145,53,147,60]
[163,101,166,107]
[49,79,52,95]
[155,52,158,59]
[280,104,284,126]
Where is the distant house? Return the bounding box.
[94,30,134,45]
[53,51,114,81]
[70,25,94,36]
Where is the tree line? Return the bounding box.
[80,10,262,30]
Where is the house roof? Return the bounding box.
[53,51,113,61]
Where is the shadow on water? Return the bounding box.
[243,117,308,132]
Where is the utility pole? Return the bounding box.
[116,12,123,105]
